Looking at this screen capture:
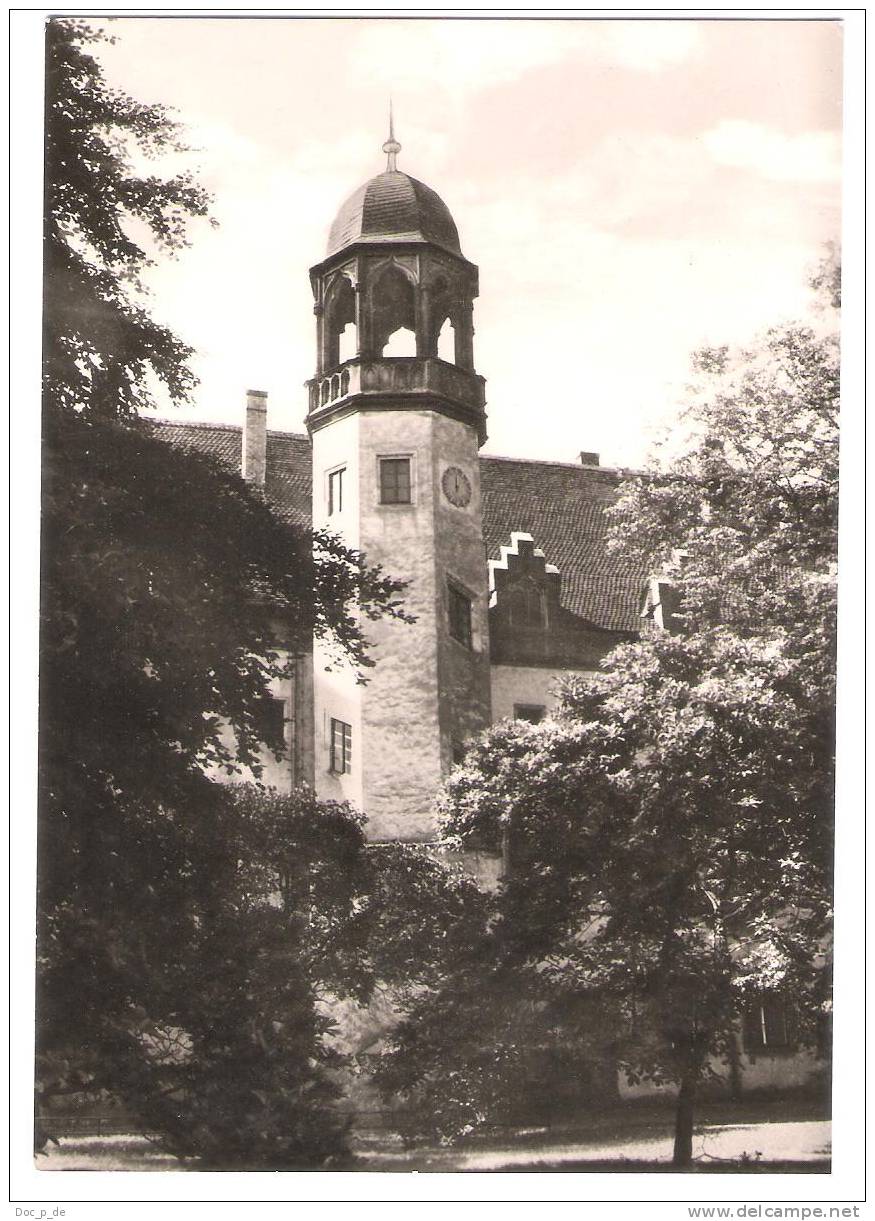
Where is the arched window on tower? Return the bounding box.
[372,265,416,358]
[437,316,456,364]
[324,276,356,370]
[505,579,546,629]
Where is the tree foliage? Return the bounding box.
[609,273,839,659]
[378,266,838,1164]
[37,20,412,1165]
[39,787,368,1167]
[43,18,212,419]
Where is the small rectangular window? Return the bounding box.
[514,704,546,725]
[328,467,345,516]
[451,741,465,766]
[330,718,352,774]
[448,584,472,648]
[379,457,411,505]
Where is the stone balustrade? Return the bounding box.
[307,357,485,418]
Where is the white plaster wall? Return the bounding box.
[312,412,361,548]
[619,1047,824,1099]
[490,664,595,723]
[312,642,363,809]
[738,1048,824,1091]
[354,410,443,840]
[312,414,364,810]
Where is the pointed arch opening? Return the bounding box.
[371,264,416,357]
[383,326,417,357]
[436,316,456,364]
[324,275,356,370]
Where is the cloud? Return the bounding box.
[702,120,841,183]
[603,21,703,71]
[349,19,702,96]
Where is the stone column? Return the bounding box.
[415,283,431,357]
[314,303,327,375]
[354,283,368,357]
[456,303,475,370]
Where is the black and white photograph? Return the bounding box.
[9,6,863,1208]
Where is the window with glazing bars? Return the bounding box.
[330,718,352,774]
[328,467,345,515]
[379,457,411,504]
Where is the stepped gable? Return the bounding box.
[149,420,312,529]
[479,455,645,634]
[149,421,645,634]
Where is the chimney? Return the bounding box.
[579,450,600,467]
[243,389,268,486]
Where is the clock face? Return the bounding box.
[442,466,472,508]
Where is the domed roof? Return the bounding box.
[326,170,462,258]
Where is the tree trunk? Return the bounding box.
[727,1028,744,1102]
[673,1073,697,1167]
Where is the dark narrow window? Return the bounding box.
[448,584,472,649]
[328,467,345,516]
[379,457,411,505]
[330,718,352,774]
[514,704,546,725]
[451,741,465,766]
[261,696,286,745]
[743,995,794,1052]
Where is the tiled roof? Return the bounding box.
[480,456,645,633]
[149,420,312,529]
[150,421,645,634]
[326,171,462,258]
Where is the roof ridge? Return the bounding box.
[481,452,638,475]
[150,418,241,434]
[151,418,309,442]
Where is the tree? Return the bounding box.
[102,787,491,1167]
[37,20,410,1163]
[378,267,838,1166]
[87,786,372,1169]
[43,18,210,421]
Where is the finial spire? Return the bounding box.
[382,97,401,172]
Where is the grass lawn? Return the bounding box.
[38,1092,830,1173]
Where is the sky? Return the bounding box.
[86,17,842,466]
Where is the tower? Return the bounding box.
[306,119,491,841]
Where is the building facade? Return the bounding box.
[153,137,826,1099]
[156,138,643,841]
